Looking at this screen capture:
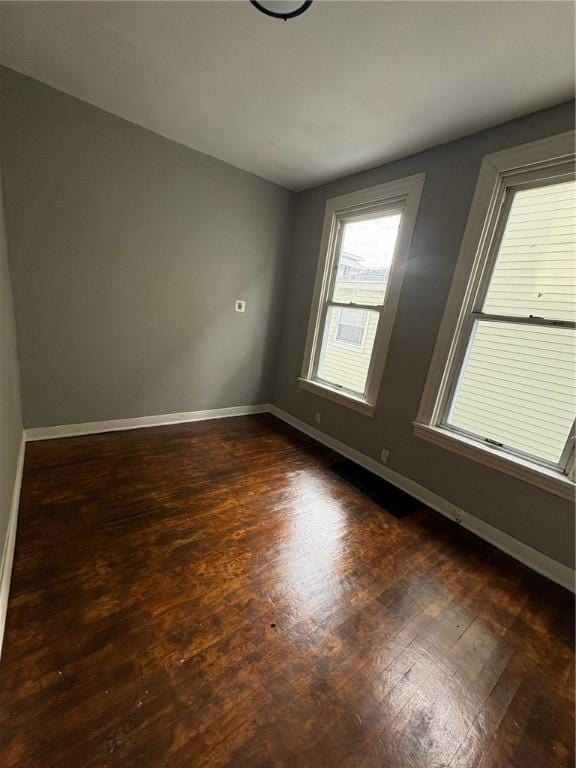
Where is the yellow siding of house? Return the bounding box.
[318,285,384,394]
[483,181,576,321]
[449,180,576,463]
[449,323,574,462]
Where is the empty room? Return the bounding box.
[0,1,574,766]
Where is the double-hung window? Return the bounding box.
[300,174,425,415]
[416,132,575,499]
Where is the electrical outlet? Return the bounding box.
[380,448,390,464]
[314,412,322,424]
[235,300,246,312]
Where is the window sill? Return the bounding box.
[413,422,575,501]
[297,378,375,416]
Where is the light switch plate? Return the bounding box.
[235,300,246,313]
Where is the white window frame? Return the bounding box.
[299,174,425,416]
[415,131,575,501]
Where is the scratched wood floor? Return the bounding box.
[0,414,573,768]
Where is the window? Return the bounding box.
[334,308,368,349]
[300,174,425,415]
[415,132,575,499]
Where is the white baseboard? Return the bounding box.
[0,433,25,657]
[268,405,575,593]
[25,404,271,441]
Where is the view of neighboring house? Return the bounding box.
[317,251,389,395]
[319,180,576,466]
[448,179,576,464]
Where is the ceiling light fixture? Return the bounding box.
[250,1,313,21]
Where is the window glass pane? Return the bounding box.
[334,308,367,347]
[482,179,576,321]
[317,307,379,395]
[446,320,575,464]
[332,213,401,306]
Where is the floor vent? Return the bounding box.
[330,460,422,519]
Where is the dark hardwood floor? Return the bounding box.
[0,414,573,768]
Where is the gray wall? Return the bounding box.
[0,158,23,556]
[274,101,575,569]
[0,67,294,428]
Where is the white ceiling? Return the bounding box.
[0,1,574,190]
